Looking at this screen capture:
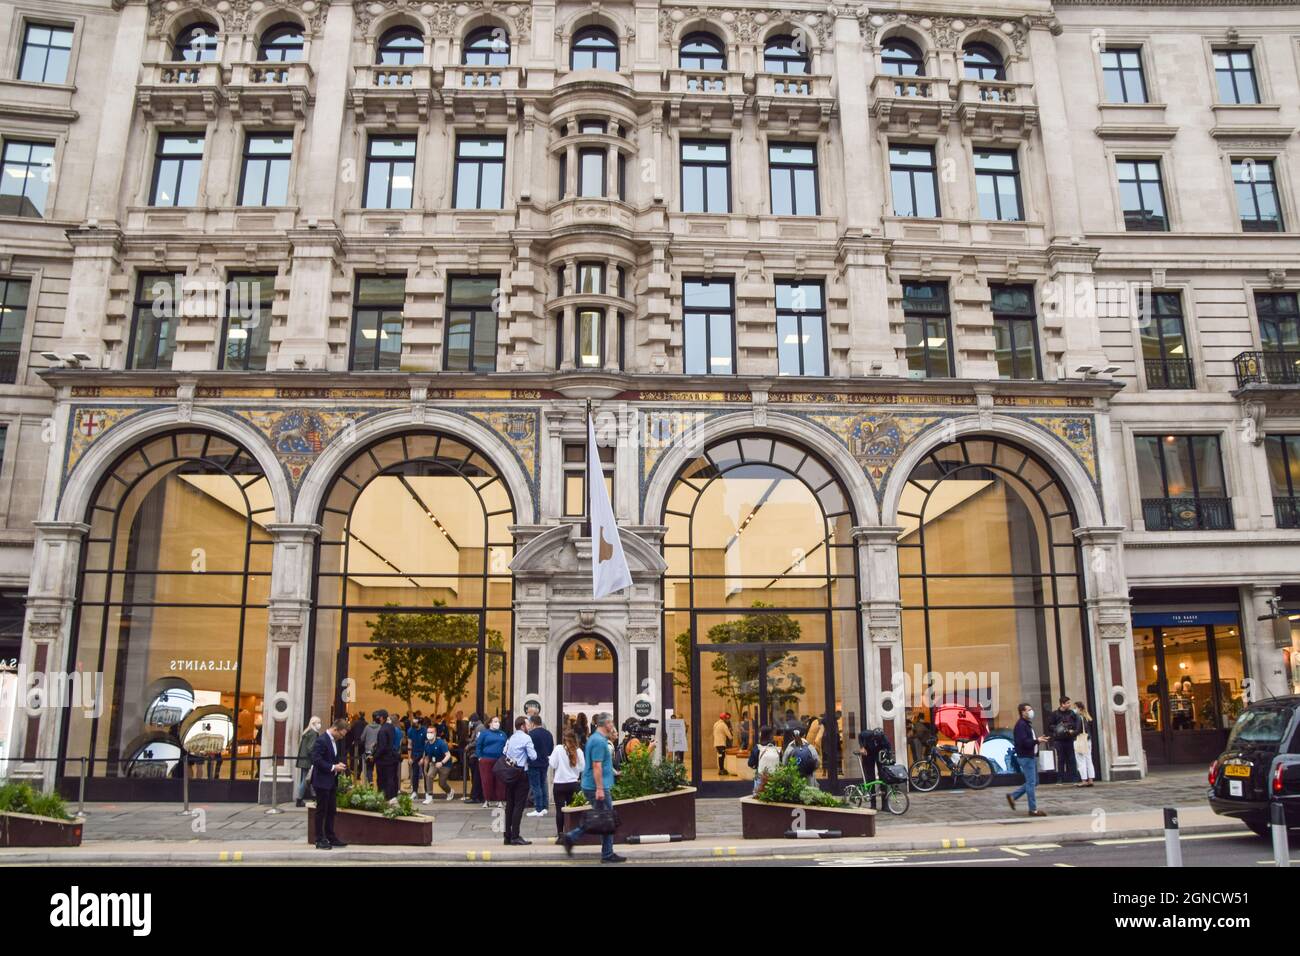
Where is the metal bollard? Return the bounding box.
[179,758,194,816]
[267,756,282,814]
[1163,807,1182,867]
[77,757,87,817]
[1270,801,1290,868]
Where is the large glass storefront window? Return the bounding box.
[897,437,1092,776]
[310,432,514,764]
[62,431,274,797]
[662,436,862,788]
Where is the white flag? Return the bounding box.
[589,412,632,598]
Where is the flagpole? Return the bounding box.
[584,398,592,539]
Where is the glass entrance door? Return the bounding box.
[1135,623,1246,764]
[557,636,617,740]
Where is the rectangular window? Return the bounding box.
[775,280,826,376]
[128,273,180,370]
[563,441,614,517]
[350,275,405,370]
[150,134,204,207]
[557,150,567,198]
[578,147,605,198]
[577,262,604,294]
[1214,48,1260,105]
[444,275,498,372]
[239,134,292,206]
[683,278,734,375]
[220,273,274,371]
[1256,291,1300,352]
[973,149,1022,222]
[0,140,54,218]
[576,308,604,368]
[0,278,30,384]
[1116,159,1168,231]
[1134,434,1232,530]
[1100,47,1147,104]
[1265,434,1300,528]
[889,145,939,218]
[768,143,819,216]
[19,23,73,84]
[454,136,505,209]
[1139,291,1193,389]
[364,136,415,209]
[681,141,730,213]
[902,282,952,377]
[1233,159,1283,232]
[990,284,1040,380]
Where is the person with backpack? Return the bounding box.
[749,725,781,794]
[1048,695,1081,783]
[782,728,820,786]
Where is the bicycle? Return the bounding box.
[908,738,995,792]
[841,746,910,815]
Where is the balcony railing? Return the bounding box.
[955,78,1035,106]
[871,73,950,101]
[1144,357,1195,390]
[666,69,742,95]
[1276,496,1300,529]
[1234,349,1300,387]
[1142,497,1234,531]
[754,73,833,99]
[441,65,524,91]
[0,350,18,384]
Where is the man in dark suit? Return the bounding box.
[311,718,351,850]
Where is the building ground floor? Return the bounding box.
[2,374,1297,799]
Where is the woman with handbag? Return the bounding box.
[475,715,508,808]
[1073,703,1097,788]
[500,716,538,846]
[549,731,585,836]
[294,716,321,807]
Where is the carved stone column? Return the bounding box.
[13,521,90,790]
[1075,525,1144,780]
[259,523,320,800]
[855,526,905,757]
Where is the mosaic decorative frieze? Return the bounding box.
[1022,414,1100,484]
[226,406,380,486]
[805,412,945,492]
[461,407,541,493]
[65,407,147,477]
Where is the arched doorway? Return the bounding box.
[556,635,618,741]
[896,435,1095,779]
[60,430,274,799]
[308,431,515,772]
[662,435,863,791]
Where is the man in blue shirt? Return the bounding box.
[424,730,454,802]
[559,712,625,863]
[407,717,426,799]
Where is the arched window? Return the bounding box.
[897,436,1091,776]
[377,26,424,66]
[571,26,618,72]
[880,37,924,77]
[258,23,304,62]
[173,23,219,63]
[62,431,274,798]
[763,34,809,75]
[662,435,862,788]
[311,431,516,727]
[680,32,726,71]
[963,42,1005,81]
[463,26,509,66]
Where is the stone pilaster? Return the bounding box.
[855,526,905,756]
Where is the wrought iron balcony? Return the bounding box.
[1144,357,1194,390]
[1275,496,1300,529]
[0,349,18,384]
[1234,349,1300,387]
[1142,497,1234,531]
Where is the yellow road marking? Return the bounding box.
[940,838,966,848]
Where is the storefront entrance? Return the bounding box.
[557,636,617,739]
[1133,611,1247,765]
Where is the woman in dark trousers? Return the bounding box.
[464,713,484,803]
[548,730,585,835]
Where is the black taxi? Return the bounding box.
[1207,694,1300,836]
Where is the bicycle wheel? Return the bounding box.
[842,785,867,809]
[959,755,995,789]
[885,786,910,815]
[909,758,941,792]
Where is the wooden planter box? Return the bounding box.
[0,811,84,847]
[306,805,433,846]
[739,796,876,839]
[560,787,697,844]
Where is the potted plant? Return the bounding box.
[0,782,83,847]
[561,750,697,843]
[305,777,433,846]
[740,761,876,839]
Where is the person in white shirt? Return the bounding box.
[752,725,782,795]
[548,730,586,837]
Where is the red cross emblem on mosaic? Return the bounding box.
[78,411,106,438]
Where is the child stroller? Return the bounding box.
[841,729,910,815]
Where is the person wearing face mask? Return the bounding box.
[294,716,322,807]
[476,715,508,808]
[423,726,454,802]
[1007,702,1050,817]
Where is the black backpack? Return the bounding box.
[791,744,817,776]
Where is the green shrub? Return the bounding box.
[565,749,688,806]
[755,759,846,809]
[0,781,73,821]
[333,776,417,818]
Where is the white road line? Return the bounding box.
[1001,846,1029,857]
[1091,831,1244,846]
[819,856,1018,867]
